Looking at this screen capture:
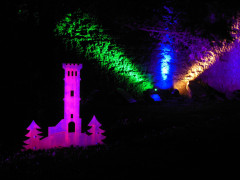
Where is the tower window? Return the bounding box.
[72,71,74,76]
[70,90,74,96]
[71,114,73,118]
[75,71,77,76]
[68,71,70,76]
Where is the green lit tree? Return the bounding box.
[54,9,154,95]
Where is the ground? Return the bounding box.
[1,99,240,177]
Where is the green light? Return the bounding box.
[55,9,154,93]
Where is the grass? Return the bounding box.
[1,100,240,177]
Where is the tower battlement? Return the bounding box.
[63,63,82,70]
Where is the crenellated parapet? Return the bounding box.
[63,63,82,70]
[63,63,82,79]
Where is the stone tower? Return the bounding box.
[24,63,106,150]
[63,63,82,133]
[48,63,82,136]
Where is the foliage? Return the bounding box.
[54,9,154,95]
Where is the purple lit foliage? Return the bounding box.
[200,42,240,94]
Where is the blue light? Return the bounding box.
[150,94,162,101]
[161,53,171,81]
[151,35,175,90]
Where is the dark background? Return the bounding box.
[2,0,240,153]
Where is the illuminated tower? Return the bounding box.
[48,63,83,136]
[63,63,82,133]
[24,63,106,150]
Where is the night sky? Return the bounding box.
[3,0,240,152]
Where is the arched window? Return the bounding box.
[68,122,75,132]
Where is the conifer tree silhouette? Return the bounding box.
[23,120,43,150]
[88,115,106,145]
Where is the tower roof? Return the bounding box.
[63,63,82,70]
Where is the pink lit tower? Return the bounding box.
[24,63,106,150]
[48,63,82,136]
[41,63,88,148]
[63,63,82,133]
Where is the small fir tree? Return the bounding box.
[88,115,106,145]
[23,120,43,150]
